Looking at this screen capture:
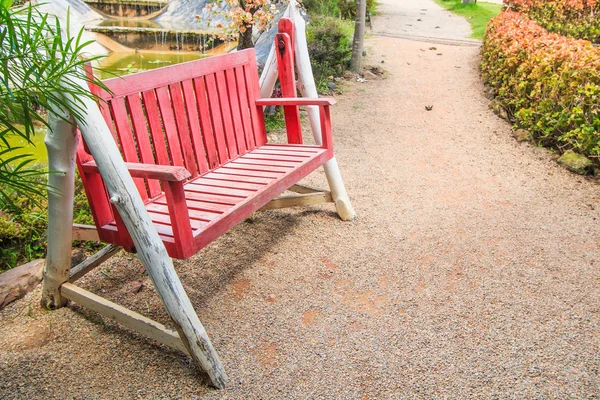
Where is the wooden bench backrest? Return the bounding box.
[77,49,267,231]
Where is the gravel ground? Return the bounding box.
[372,0,473,41]
[2,2,600,398]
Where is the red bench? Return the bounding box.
[76,49,336,259]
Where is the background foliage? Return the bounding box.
[505,0,600,43]
[481,10,600,159]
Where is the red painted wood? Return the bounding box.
[224,68,247,154]
[126,94,162,197]
[169,82,198,177]
[204,74,229,164]
[192,77,219,169]
[142,90,171,166]
[163,180,194,258]
[215,167,283,179]
[155,197,230,213]
[146,203,219,223]
[243,153,309,162]
[181,79,210,174]
[82,161,191,182]
[203,171,273,185]
[256,98,336,106]
[156,86,185,167]
[233,158,298,168]
[109,97,149,201]
[278,18,295,50]
[75,156,113,228]
[275,31,302,144]
[185,183,254,198]
[319,106,334,157]
[234,66,255,150]
[226,162,292,174]
[192,177,265,191]
[215,70,238,159]
[243,63,267,146]
[97,50,255,100]
[184,191,243,206]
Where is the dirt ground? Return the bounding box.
[2,1,600,398]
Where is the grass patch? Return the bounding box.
[434,0,502,39]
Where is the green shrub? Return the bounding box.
[481,11,600,159]
[306,15,353,82]
[0,168,94,271]
[302,0,341,17]
[336,0,375,19]
[505,0,600,43]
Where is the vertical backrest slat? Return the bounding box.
[204,74,229,164]
[193,77,219,169]
[181,79,209,174]
[155,86,185,167]
[225,68,247,154]
[234,66,255,151]
[126,94,162,198]
[110,97,149,201]
[243,63,267,146]
[215,70,238,159]
[169,82,198,177]
[141,89,171,166]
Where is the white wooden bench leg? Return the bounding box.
[61,80,228,389]
[292,7,356,221]
[259,2,356,221]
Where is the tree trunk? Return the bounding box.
[41,107,78,309]
[350,0,367,72]
[237,27,254,50]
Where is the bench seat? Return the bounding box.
[84,143,330,258]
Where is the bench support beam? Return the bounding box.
[62,77,227,388]
[61,282,188,353]
[69,244,122,282]
[262,191,333,211]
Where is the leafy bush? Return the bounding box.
[0,169,94,271]
[505,0,600,43]
[481,11,600,158]
[306,15,353,82]
[302,0,341,17]
[336,0,375,19]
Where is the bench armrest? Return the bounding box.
[255,97,336,107]
[81,161,191,182]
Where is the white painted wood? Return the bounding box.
[61,283,188,353]
[288,2,357,221]
[41,108,79,309]
[261,191,333,210]
[72,223,100,242]
[58,76,228,388]
[69,244,121,282]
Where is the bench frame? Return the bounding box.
[45,13,354,389]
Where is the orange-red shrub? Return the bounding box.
[504,0,600,43]
[481,11,600,157]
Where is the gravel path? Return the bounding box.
[372,0,473,43]
[1,1,600,398]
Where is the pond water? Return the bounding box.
[4,127,48,165]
